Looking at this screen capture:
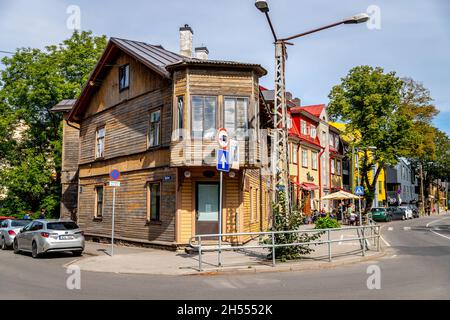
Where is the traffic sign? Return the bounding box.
[109,181,121,187]
[355,186,364,196]
[109,169,120,180]
[217,128,229,149]
[216,149,230,172]
[229,139,239,170]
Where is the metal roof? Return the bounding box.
[111,38,185,78]
[50,99,76,112]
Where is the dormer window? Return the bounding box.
[119,64,130,91]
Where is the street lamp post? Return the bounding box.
[255,0,369,216]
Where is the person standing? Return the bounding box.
[38,208,46,220]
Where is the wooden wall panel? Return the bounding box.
[78,167,177,243]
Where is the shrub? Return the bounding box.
[314,216,341,229]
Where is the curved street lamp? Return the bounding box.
[255,0,369,217]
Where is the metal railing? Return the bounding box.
[189,225,381,271]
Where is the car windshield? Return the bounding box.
[371,208,385,212]
[11,220,31,227]
[47,222,79,230]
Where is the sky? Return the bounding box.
[0,0,449,134]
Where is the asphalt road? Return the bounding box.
[0,214,449,300]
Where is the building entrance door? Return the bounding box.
[196,183,220,235]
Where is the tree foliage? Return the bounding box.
[0,31,107,217]
[328,66,412,211]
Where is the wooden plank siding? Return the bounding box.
[78,167,177,244]
[60,113,80,219]
[170,68,263,168]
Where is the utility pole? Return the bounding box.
[255,0,369,217]
[420,162,425,215]
[272,40,291,215]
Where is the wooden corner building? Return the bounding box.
[54,26,273,249]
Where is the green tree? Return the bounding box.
[328,66,412,212]
[0,31,106,217]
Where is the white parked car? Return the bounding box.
[0,219,32,249]
[398,206,413,220]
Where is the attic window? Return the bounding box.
[119,64,130,91]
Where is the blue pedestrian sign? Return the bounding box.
[216,149,230,172]
[355,186,364,196]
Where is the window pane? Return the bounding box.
[192,96,203,138]
[224,98,236,136]
[150,184,160,221]
[236,98,248,133]
[96,187,103,217]
[177,96,184,132]
[203,97,216,139]
[149,110,161,147]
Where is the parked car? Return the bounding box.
[398,206,413,219]
[13,220,84,258]
[0,216,15,222]
[0,219,32,250]
[386,207,406,220]
[370,207,392,222]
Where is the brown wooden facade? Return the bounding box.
[57,38,271,248]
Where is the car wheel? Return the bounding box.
[13,239,20,254]
[72,251,83,257]
[31,242,40,259]
[1,238,7,250]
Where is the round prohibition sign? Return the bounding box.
[217,128,229,149]
[109,169,121,180]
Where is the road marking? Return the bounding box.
[388,227,393,231]
[380,235,391,247]
[426,217,450,228]
[403,227,411,231]
[430,230,450,240]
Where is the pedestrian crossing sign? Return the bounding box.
[355,186,364,196]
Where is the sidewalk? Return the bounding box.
[68,227,385,276]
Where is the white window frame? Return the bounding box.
[191,96,217,139]
[312,151,318,170]
[300,120,307,135]
[292,144,298,164]
[302,149,308,168]
[224,96,249,139]
[95,126,105,159]
[310,125,317,139]
[94,185,104,218]
[148,109,161,148]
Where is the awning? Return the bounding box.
[321,190,360,200]
[290,180,319,191]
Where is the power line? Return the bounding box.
[0,50,14,55]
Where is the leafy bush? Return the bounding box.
[314,216,341,229]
